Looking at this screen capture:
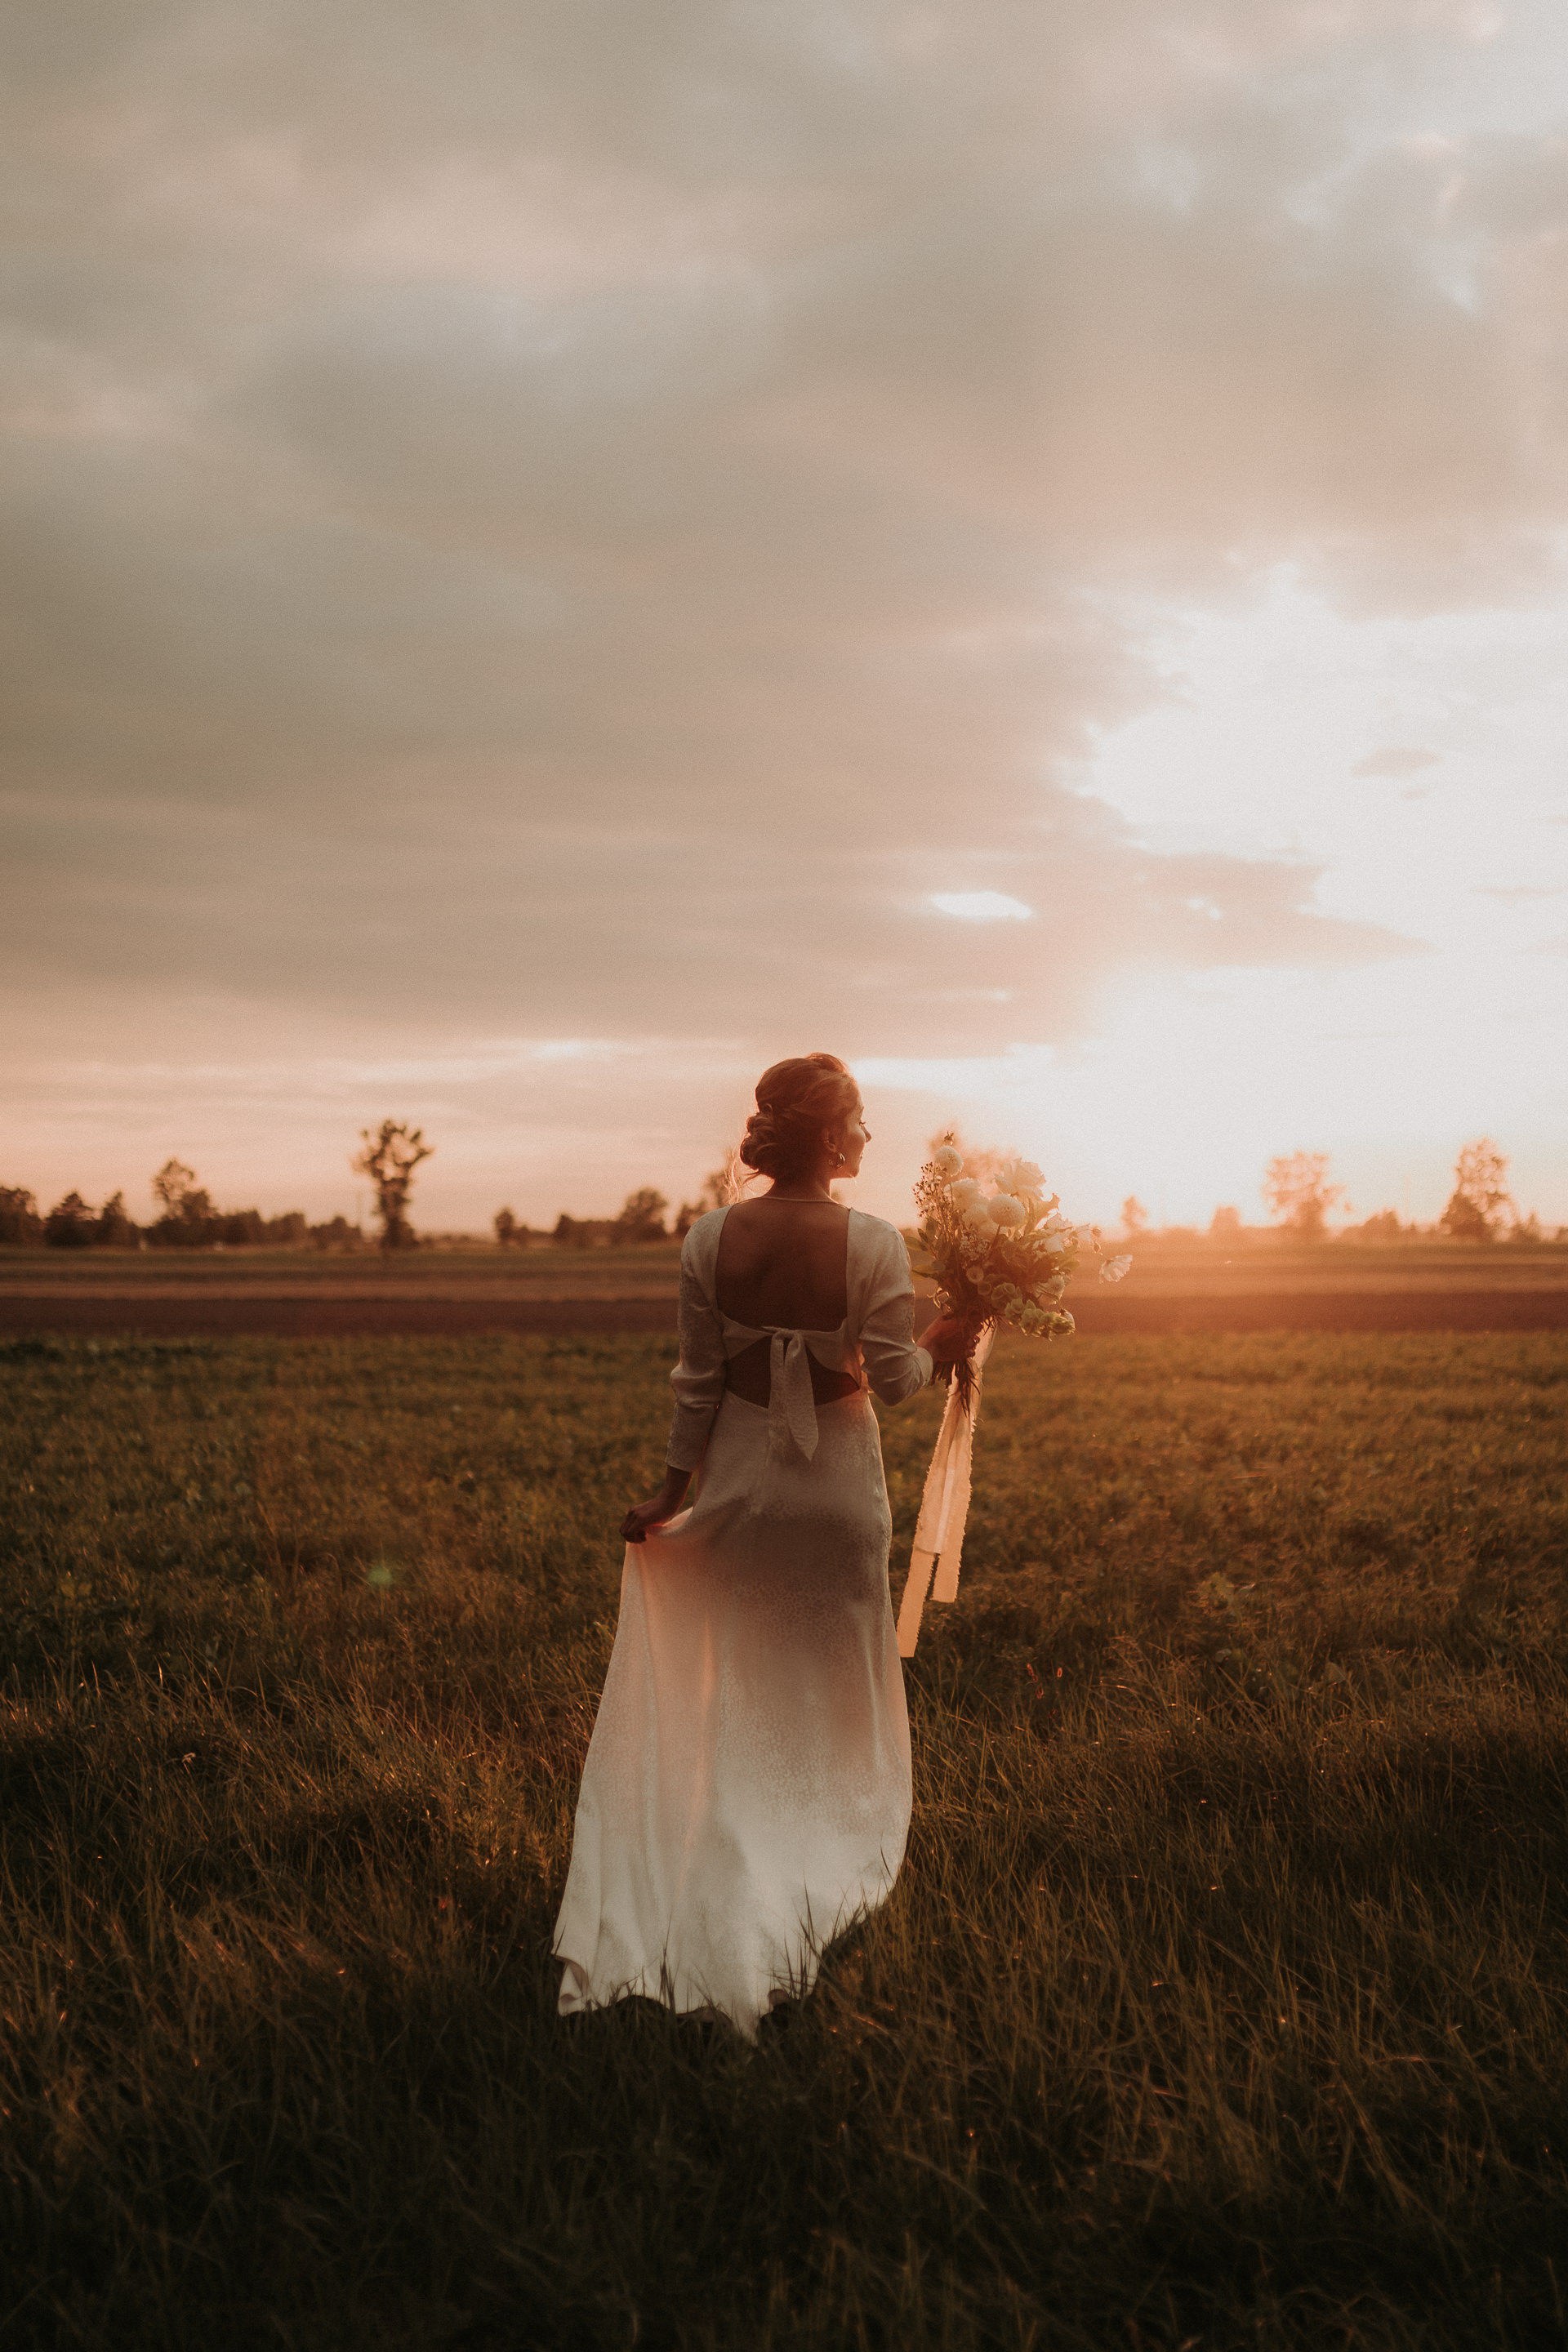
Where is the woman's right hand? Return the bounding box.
[620,1468,692,1544]
[922,1311,985,1369]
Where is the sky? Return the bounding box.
[3,0,1566,1234]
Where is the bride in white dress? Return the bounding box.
[552,1053,976,2037]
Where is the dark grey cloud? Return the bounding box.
[2,0,1562,1094]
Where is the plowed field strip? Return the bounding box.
[3,1288,1566,1338]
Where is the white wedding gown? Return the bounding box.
[553,1206,934,2037]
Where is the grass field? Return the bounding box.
[2,1330,1566,2350]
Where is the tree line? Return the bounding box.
[0,1123,439,1255]
[498,1173,729,1250]
[0,1159,363,1252]
[1254,1138,1552,1241]
[1162,1137,1552,1245]
[4,1129,1554,1256]
[0,1121,721,1256]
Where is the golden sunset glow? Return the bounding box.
[4,2,1566,1228]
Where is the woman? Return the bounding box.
[552,1053,976,2037]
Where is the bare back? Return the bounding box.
[715,1199,850,1327]
[714,1200,858,1407]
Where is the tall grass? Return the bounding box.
[2,1331,1566,2350]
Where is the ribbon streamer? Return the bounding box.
[767,1328,820,1462]
[896,1324,996,1657]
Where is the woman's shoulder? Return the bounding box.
[679,1205,728,1269]
[684,1205,729,1236]
[848,1209,915,1267]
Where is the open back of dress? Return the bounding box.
[552,1206,933,2035]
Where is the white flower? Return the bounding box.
[997,1156,1045,1196]
[1033,1275,1067,1303]
[1043,1213,1075,1244]
[1099,1254,1133,1284]
[931,1145,964,1178]
[950,1178,985,1213]
[963,1218,999,1252]
[987,1192,1027,1229]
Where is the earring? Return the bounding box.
[836,1151,847,1165]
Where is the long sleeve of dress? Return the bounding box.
[857,1221,934,1405]
[666,1233,728,1471]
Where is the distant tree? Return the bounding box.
[0,1187,43,1248]
[264,1211,310,1247]
[613,1188,669,1245]
[1262,1152,1346,1241]
[1441,1138,1512,1242]
[1121,1196,1149,1239]
[351,1121,433,1252]
[149,1159,218,1248]
[310,1215,364,1252]
[1209,1205,1243,1241]
[1356,1209,1404,1242]
[93,1191,136,1248]
[1510,1210,1544,1244]
[1440,1192,1491,1242]
[553,1212,614,1250]
[494,1206,519,1248]
[44,1191,96,1249]
[152,1159,198,1215]
[675,1164,738,1227]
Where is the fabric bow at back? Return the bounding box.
[767,1329,820,1462]
[896,1324,996,1656]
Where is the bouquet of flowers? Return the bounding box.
[897,1137,1132,1656]
[912,1135,1132,1413]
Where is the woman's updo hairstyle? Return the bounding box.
[736,1054,859,1186]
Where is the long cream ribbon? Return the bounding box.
[896,1323,996,1657]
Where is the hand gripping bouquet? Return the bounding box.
[897,1136,1132,1655]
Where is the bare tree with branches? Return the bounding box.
[352,1121,434,1251]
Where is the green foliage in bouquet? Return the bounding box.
[911,1134,1132,1405]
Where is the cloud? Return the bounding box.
[931,893,1035,921]
[1354,746,1442,777]
[1,0,1564,1208]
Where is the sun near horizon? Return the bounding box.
[2,2,1566,1238]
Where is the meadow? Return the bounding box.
[2,1328,1566,2350]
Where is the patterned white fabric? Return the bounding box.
[553,1208,934,2035]
[665,1206,935,1470]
